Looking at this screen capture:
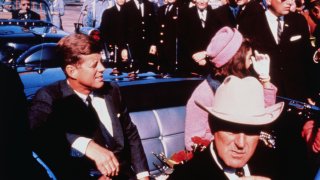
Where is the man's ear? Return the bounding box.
[65,64,78,79]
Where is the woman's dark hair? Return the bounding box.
[213,38,253,80]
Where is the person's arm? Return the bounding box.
[185,81,214,151]
[111,83,150,177]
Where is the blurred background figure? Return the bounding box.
[12,0,40,20]
[0,0,14,12]
[49,0,65,29]
[123,0,157,72]
[156,0,179,76]
[81,0,114,28]
[99,0,129,72]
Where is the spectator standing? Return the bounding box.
[81,0,114,28]
[156,0,179,75]
[239,0,317,178]
[99,0,129,72]
[178,0,219,76]
[49,0,65,29]
[123,0,157,72]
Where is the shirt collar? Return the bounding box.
[67,80,93,103]
[209,142,250,177]
[116,4,121,11]
[266,9,283,21]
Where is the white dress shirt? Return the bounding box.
[265,10,284,45]
[68,87,149,179]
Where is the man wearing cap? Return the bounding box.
[169,75,284,180]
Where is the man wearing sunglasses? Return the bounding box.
[239,0,317,179]
[12,0,40,20]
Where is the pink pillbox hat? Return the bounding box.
[206,26,243,68]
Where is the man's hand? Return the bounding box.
[239,176,271,180]
[302,120,320,153]
[251,50,270,80]
[138,177,150,180]
[149,45,157,55]
[192,51,207,66]
[85,141,120,177]
[121,49,128,61]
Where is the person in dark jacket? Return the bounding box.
[169,75,284,180]
[29,33,150,180]
[12,0,40,20]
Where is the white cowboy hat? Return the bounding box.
[196,75,284,125]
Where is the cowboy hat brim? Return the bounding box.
[195,101,284,126]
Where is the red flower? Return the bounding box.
[170,150,193,163]
[191,136,210,147]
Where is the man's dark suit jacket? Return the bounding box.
[213,1,264,29]
[12,9,40,20]
[99,5,126,49]
[29,80,149,180]
[178,6,219,75]
[239,12,315,179]
[156,3,179,74]
[239,12,314,101]
[168,143,280,180]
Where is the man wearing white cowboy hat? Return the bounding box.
[168,75,284,180]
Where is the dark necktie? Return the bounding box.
[199,10,205,28]
[165,4,171,15]
[86,96,116,150]
[231,6,239,18]
[235,168,245,177]
[277,17,282,44]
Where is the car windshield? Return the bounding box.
[0,0,51,22]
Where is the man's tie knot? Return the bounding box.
[235,168,245,177]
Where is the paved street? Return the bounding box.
[61,4,83,34]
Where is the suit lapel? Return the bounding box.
[104,94,124,147]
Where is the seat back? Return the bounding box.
[118,77,203,175]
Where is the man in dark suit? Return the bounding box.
[156,0,179,75]
[168,76,284,180]
[178,0,219,76]
[12,0,40,20]
[123,0,157,72]
[29,34,150,180]
[213,0,265,29]
[239,0,317,178]
[99,0,129,72]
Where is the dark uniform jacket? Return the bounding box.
[156,3,179,74]
[178,6,219,75]
[123,0,157,72]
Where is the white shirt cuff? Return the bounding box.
[136,171,149,179]
[70,137,92,157]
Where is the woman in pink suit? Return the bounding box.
[185,26,278,150]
